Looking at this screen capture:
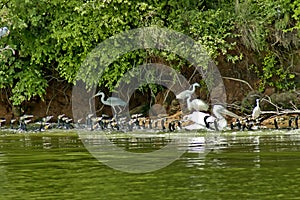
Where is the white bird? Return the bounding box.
[131,113,143,119]
[43,115,53,123]
[212,105,240,130]
[87,113,94,119]
[0,118,6,127]
[186,96,209,112]
[184,105,240,131]
[252,99,261,119]
[183,111,211,130]
[0,27,9,38]
[97,92,127,115]
[24,119,32,124]
[20,114,34,121]
[176,83,200,100]
[58,114,65,119]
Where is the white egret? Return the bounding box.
[186,96,209,112]
[176,83,200,100]
[252,99,261,119]
[97,92,127,116]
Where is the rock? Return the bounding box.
[148,104,167,117]
[169,99,180,115]
[270,92,300,108]
[263,87,275,96]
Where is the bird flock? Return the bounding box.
[0,112,183,133]
[0,85,296,133]
[0,27,292,132]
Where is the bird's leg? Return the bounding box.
[112,106,119,121]
[213,119,219,131]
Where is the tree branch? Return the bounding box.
[222,76,254,91]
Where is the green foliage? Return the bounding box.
[251,52,295,92]
[169,4,237,59]
[292,0,300,30]
[0,49,15,88]
[236,0,299,91]
[10,64,47,105]
[0,0,299,106]
[235,0,296,50]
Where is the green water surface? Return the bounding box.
[0,130,299,200]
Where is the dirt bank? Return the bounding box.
[1,51,299,123]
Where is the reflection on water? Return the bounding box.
[0,130,299,199]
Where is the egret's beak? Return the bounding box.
[93,91,102,97]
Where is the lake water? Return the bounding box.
[0,129,299,199]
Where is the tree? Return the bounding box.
[0,0,299,107]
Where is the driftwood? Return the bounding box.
[261,110,300,115]
[222,76,254,91]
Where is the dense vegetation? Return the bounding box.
[0,0,299,106]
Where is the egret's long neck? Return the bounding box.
[191,84,196,93]
[100,93,105,104]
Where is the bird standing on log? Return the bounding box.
[252,99,261,120]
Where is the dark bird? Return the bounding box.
[10,119,16,129]
[295,116,299,129]
[0,118,6,127]
[288,118,293,129]
[19,115,34,131]
[274,118,279,129]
